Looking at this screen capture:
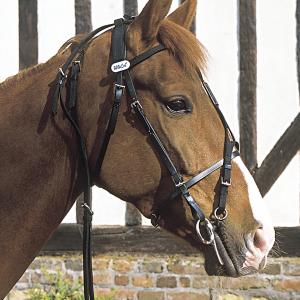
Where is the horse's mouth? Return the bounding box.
[203,230,257,277]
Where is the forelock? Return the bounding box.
[158,19,207,79]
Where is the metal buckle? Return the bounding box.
[221,177,231,187]
[172,177,186,188]
[73,60,81,71]
[131,99,141,109]
[114,83,125,90]
[213,207,228,221]
[58,68,67,85]
[114,83,125,101]
[196,218,214,245]
[81,203,94,216]
[175,181,186,188]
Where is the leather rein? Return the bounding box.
[51,16,240,300]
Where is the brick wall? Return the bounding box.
[7,254,300,300]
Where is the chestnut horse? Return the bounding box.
[0,0,274,297]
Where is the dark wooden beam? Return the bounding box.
[238,0,257,173]
[41,224,300,257]
[123,0,142,227]
[254,113,300,197]
[18,0,38,70]
[123,0,138,17]
[125,203,142,226]
[75,0,92,34]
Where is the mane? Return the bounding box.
[0,35,84,91]
[0,63,45,91]
[158,19,207,78]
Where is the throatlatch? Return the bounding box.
[51,16,239,300]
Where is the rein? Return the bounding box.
[51,16,239,300]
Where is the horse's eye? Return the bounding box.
[166,98,191,114]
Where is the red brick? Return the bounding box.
[132,275,154,288]
[167,259,205,275]
[93,258,110,271]
[260,263,281,275]
[95,288,136,300]
[93,272,113,286]
[272,279,300,291]
[112,260,134,273]
[114,289,136,300]
[138,291,165,300]
[220,277,269,289]
[95,288,116,299]
[167,292,209,300]
[192,276,218,289]
[115,275,129,286]
[65,258,82,271]
[140,261,164,273]
[283,264,300,276]
[157,276,177,288]
[179,276,190,288]
[218,294,244,300]
[30,257,62,270]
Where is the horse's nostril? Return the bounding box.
[253,228,268,253]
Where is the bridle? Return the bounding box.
[51,16,240,300]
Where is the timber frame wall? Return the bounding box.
[17,0,300,257]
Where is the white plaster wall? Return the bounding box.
[0,0,298,226]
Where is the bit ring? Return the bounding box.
[214,208,228,221]
[196,218,214,245]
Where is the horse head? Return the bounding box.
[75,0,275,277]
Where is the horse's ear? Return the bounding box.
[127,0,172,52]
[167,0,197,30]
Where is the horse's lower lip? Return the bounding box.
[213,231,238,277]
[204,231,256,277]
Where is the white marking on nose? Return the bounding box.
[234,157,275,254]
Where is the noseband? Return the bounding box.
[51,16,240,300]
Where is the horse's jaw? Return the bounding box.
[203,231,238,277]
[203,232,258,277]
[203,225,268,277]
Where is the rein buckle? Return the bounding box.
[131,99,141,110]
[114,83,125,90]
[221,177,231,187]
[114,84,125,102]
[73,60,81,71]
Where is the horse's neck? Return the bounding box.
[0,50,84,297]
[0,49,81,208]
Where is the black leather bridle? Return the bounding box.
[51,16,240,300]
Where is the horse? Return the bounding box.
[0,0,275,298]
